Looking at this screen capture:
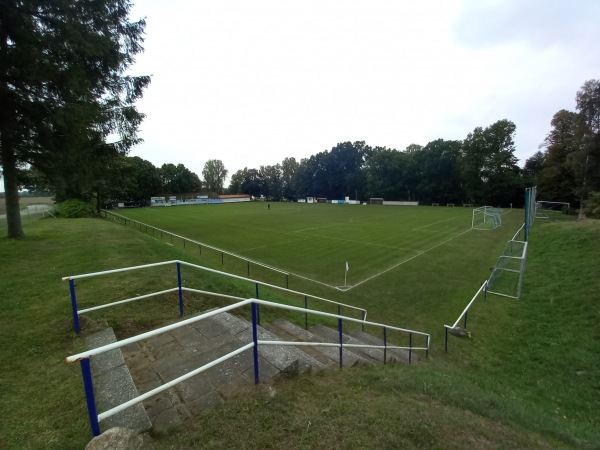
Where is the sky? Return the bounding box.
[125,0,600,184]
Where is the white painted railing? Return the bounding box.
[66,295,430,437]
[63,259,367,334]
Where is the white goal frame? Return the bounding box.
[535,201,570,219]
[471,206,502,230]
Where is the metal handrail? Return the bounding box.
[67,296,431,437]
[63,260,368,333]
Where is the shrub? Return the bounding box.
[583,192,600,218]
[56,199,95,218]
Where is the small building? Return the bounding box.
[218,194,251,203]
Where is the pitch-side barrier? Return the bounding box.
[62,259,368,334]
[65,294,430,437]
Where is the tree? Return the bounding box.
[228,168,247,194]
[460,120,521,206]
[202,159,228,194]
[160,163,201,194]
[574,80,600,210]
[414,139,462,204]
[537,110,582,204]
[364,147,407,200]
[0,0,149,237]
[241,168,264,197]
[260,164,283,200]
[123,157,163,203]
[281,157,299,200]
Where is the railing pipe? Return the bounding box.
[338,317,343,368]
[255,283,260,325]
[62,260,177,281]
[81,359,100,436]
[69,279,80,334]
[251,302,260,384]
[304,296,308,330]
[448,280,487,329]
[383,327,387,365]
[78,288,179,315]
[179,260,364,320]
[97,343,254,423]
[67,300,253,362]
[177,262,184,316]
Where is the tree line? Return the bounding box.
[523,80,600,212]
[2,0,598,239]
[228,119,523,207]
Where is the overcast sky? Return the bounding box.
[127,0,600,183]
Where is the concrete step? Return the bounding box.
[349,330,418,364]
[85,328,152,433]
[209,312,327,375]
[265,319,372,368]
[307,324,381,366]
[265,319,339,369]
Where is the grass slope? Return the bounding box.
[0,213,597,448]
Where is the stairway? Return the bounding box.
[87,311,418,434]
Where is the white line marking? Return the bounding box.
[273,227,472,292]
[346,228,472,290]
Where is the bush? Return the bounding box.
[56,199,95,218]
[583,192,600,218]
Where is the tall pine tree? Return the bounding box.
[0,0,149,237]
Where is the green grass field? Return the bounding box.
[114,203,523,290]
[1,205,598,449]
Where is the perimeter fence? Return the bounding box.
[100,209,291,288]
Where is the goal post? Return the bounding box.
[472,206,502,230]
[535,201,570,219]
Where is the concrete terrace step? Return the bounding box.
[308,324,383,366]
[120,311,325,433]
[209,311,327,375]
[265,319,339,369]
[267,318,372,368]
[85,328,152,433]
[98,311,422,435]
[349,329,418,364]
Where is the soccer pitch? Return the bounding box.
[115,203,523,292]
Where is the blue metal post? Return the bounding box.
[69,279,80,334]
[338,317,343,369]
[255,283,260,325]
[409,333,413,364]
[304,296,308,330]
[383,327,387,365]
[176,262,184,316]
[251,302,260,384]
[81,359,101,436]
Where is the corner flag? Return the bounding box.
[344,260,349,286]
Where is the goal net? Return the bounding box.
[535,201,570,219]
[472,206,502,230]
